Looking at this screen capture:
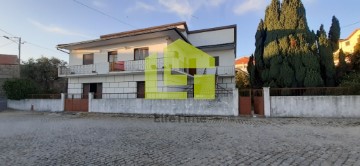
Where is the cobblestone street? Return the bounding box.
[1,111,360,165]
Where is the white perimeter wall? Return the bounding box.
[7,99,63,112]
[90,89,239,116]
[270,96,360,118]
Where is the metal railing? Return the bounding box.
[65,93,89,99]
[27,94,61,99]
[59,63,109,76]
[270,87,359,96]
[59,59,234,77]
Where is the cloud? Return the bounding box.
[158,0,225,20]
[126,1,156,13]
[28,19,93,39]
[233,0,268,16]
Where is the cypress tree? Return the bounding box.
[317,25,336,86]
[336,49,347,83]
[247,55,256,87]
[254,20,266,88]
[254,0,323,88]
[328,16,341,52]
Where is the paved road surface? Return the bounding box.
[0,111,360,165]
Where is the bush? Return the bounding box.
[339,72,360,95]
[2,79,39,100]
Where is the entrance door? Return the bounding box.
[137,81,145,98]
[83,83,102,99]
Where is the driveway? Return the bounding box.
[0,111,360,165]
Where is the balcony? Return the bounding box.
[58,60,234,77]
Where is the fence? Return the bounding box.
[0,97,6,111]
[270,87,359,96]
[28,94,62,99]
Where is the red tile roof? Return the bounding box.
[0,54,18,65]
[235,57,250,65]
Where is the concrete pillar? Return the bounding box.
[263,87,271,117]
[60,93,65,112]
[88,92,93,113]
[233,88,239,116]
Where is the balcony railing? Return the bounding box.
[59,62,109,76]
[59,60,234,77]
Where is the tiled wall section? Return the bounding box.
[217,77,235,89]
[68,75,235,97]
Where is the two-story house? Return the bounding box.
[57,22,236,100]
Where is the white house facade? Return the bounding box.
[57,22,238,115]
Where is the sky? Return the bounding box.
[0,0,360,63]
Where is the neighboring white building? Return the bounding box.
[57,22,236,100]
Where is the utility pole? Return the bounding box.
[3,36,22,64]
[18,37,21,64]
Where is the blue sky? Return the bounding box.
[0,0,360,62]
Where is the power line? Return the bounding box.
[25,42,59,53]
[73,0,136,28]
[0,27,64,54]
[0,42,15,48]
[342,20,360,28]
[0,28,16,37]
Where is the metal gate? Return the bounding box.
[0,97,6,111]
[239,89,264,116]
[64,94,88,112]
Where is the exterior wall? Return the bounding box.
[68,74,171,96]
[270,96,360,118]
[90,89,239,116]
[205,49,235,66]
[217,77,235,89]
[7,99,64,112]
[339,30,360,54]
[69,37,168,66]
[188,29,235,47]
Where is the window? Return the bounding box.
[214,56,219,66]
[346,41,350,46]
[83,53,94,65]
[137,81,145,98]
[134,47,149,60]
[108,51,118,62]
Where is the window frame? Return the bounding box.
[134,47,149,60]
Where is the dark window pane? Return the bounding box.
[214,56,219,66]
[83,53,94,65]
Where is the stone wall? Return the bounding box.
[0,65,20,97]
[90,89,239,116]
[270,95,360,118]
[7,99,64,112]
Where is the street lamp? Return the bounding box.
[3,36,23,64]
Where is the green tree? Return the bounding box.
[328,16,341,52]
[2,79,39,100]
[350,36,360,71]
[336,49,347,82]
[317,25,336,86]
[21,56,67,93]
[254,20,266,88]
[254,0,323,88]
[235,70,250,89]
